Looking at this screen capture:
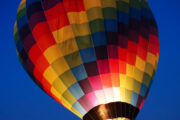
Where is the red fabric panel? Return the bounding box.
[108,45,118,58]
[89,75,103,91]
[119,60,126,74]
[34,55,49,74]
[44,3,70,31]
[101,73,112,88]
[97,59,110,74]
[109,59,119,73]
[28,44,42,63]
[127,41,137,65]
[118,48,127,61]
[111,73,120,87]
[63,0,85,12]
[32,22,56,51]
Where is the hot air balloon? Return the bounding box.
[14,0,159,119]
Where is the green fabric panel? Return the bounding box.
[142,72,151,87]
[64,52,82,68]
[103,7,117,20]
[59,70,76,87]
[89,19,105,33]
[133,79,141,94]
[86,7,103,21]
[17,8,26,20]
[155,61,158,70]
[145,63,154,77]
[141,0,150,10]
[17,54,23,64]
[151,70,156,80]
[75,35,93,49]
[14,32,20,44]
[130,0,141,10]
[71,23,90,36]
[117,1,129,13]
[102,0,117,8]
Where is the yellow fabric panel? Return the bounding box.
[120,74,126,88]
[134,68,143,82]
[124,89,132,104]
[14,22,17,35]
[67,11,88,24]
[53,78,67,94]
[102,0,117,8]
[120,87,126,101]
[125,77,134,91]
[51,87,61,99]
[83,0,102,10]
[147,52,156,66]
[57,38,78,56]
[51,87,74,114]
[17,0,26,12]
[71,107,82,118]
[145,63,154,77]
[126,64,134,78]
[156,53,159,62]
[51,58,69,75]
[136,56,145,71]
[133,80,141,94]
[53,25,74,43]
[63,90,76,105]
[71,23,91,36]
[86,7,103,21]
[44,44,62,64]
[43,66,58,84]
[154,53,159,70]
[60,71,76,88]
[60,96,73,111]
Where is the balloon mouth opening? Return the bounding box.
[83,102,139,120]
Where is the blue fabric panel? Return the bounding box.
[140,84,147,97]
[105,19,118,32]
[148,79,153,88]
[92,32,107,47]
[141,8,153,19]
[80,48,96,63]
[73,102,86,116]
[118,12,129,24]
[17,16,28,30]
[16,40,23,53]
[26,0,40,7]
[130,8,141,21]
[68,83,84,100]
[131,92,138,107]
[71,65,88,81]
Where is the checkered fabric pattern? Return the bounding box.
[14,0,159,119]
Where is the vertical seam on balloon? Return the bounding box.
[39,0,85,118]
[80,1,112,119]
[25,0,80,117]
[99,0,119,118]
[128,0,142,118]
[65,0,110,119]
[131,0,151,117]
[60,0,97,118]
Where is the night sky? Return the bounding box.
[0,0,179,120]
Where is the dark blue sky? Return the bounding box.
[0,0,179,120]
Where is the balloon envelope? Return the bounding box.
[14,0,159,119]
